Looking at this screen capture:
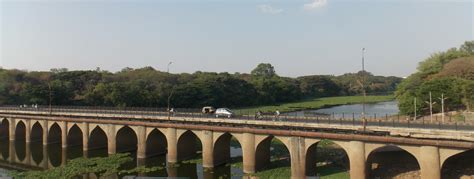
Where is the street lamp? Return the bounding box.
[361,48,367,131]
[167,61,173,120]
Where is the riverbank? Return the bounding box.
[238,95,395,114]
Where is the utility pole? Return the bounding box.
[439,93,448,123]
[361,48,367,131]
[414,97,417,121]
[425,92,436,122]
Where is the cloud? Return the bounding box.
[303,0,328,10]
[257,4,283,14]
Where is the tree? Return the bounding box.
[396,41,474,115]
[298,75,340,97]
[251,63,276,78]
[460,40,474,55]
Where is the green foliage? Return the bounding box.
[8,153,159,179]
[396,41,474,115]
[416,78,464,113]
[0,64,400,108]
[251,63,276,78]
[330,71,401,96]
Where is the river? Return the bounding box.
[285,101,399,119]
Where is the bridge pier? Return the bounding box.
[420,146,440,179]
[242,132,256,174]
[9,118,15,142]
[167,128,178,163]
[288,137,306,178]
[25,120,31,143]
[348,141,366,179]
[42,120,48,146]
[137,126,146,159]
[83,122,89,153]
[61,121,67,148]
[108,125,116,155]
[202,130,213,168]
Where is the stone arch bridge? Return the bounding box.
[0,107,473,179]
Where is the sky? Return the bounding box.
[0,0,472,77]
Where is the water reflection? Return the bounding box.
[0,138,244,178]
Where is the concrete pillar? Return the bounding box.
[348,141,366,179]
[242,133,256,174]
[167,128,178,163]
[107,125,116,155]
[61,121,67,148]
[202,130,213,168]
[137,126,146,159]
[83,122,89,152]
[419,146,440,179]
[8,140,14,163]
[289,137,306,179]
[25,141,31,165]
[25,120,31,143]
[167,164,178,177]
[9,119,15,141]
[42,121,48,145]
[61,146,67,166]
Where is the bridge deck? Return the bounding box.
[1,107,473,144]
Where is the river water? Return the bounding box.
[0,101,399,178]
[285,101,399,119]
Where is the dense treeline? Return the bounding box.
[396,41,474,115]
[0,63,401,108]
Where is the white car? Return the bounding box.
[215,108,234,118]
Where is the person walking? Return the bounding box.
[275,110,280,121]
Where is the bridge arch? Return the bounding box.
[88,126,108,157]
[254,135,290,174]
[212,132,242,167]
[366,145,420,178]
[29,121,44,165]
[145,128,167,157]
[305,139,349,177]
[47,122,62,144]
[116,125,138,153]
[441,149,474,178]
[15,120,27,161]
[47,123,63,167]
[30,122,43,143]
[66,124,84,159]
[0,118,9,140]
[15,120,26,141]
[177,130,202,161]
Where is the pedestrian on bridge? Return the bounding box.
[274,110,280,121]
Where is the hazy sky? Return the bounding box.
[0,0,472,77]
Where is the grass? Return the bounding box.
[237,95,395,114]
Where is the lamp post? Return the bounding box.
[167,61,173,120]
[48,80,52,115]
[361,48,367,131]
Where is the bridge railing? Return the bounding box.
[0,105,473,131]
